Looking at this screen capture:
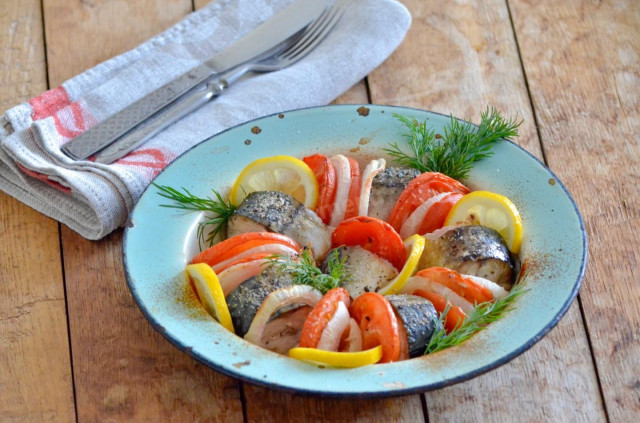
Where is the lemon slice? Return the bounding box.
[230,155,319,208]
[445,191,523,253]
[289,345,383,368]
[378,234,425,295]
[186,263,235,333]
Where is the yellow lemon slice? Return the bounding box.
[378,234,425,295]
[186,263,235,333]
[230,155,319,208]
[289,345,383,368]
[445,191,523,254]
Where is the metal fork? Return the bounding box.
[94,1,348,164]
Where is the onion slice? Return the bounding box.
[212,244,298,273]
[340,318,363,352]
[358,158,386,216]
[316,301,351,352]
[465,274,509,300]
[217,259,272,296]
[399,192,451,239]
[400,276,475,313]
[244,285,323,345]
[329,155,352,227]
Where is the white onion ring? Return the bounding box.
[399,192,451,239]
[217,259,272,296]
[316,301,351,352]
[211,244,298,273]
[244,285,323,345]
[329,155,352,227]
[465,274,509,300]
[340,318,363,352]
[358,159,386,216]
[400,276,475,313]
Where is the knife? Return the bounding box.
[61,0,333,161]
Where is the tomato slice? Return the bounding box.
[191,232,300,266]
[303,154,337,224]
[415,267,494,305]
[331,216,406,271]
[417,192,464,235]
[388,172,470,232]
[413,289,466,333]
[344,157,361,220]
[299,288,351,348]
[350,293,405,363]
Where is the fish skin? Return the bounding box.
[226,265,294,337]
[368,167,420,221]
[386,294,441,357]
[228,191,331,259]
[419,225,517,290]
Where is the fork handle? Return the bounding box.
[93,67,252,164]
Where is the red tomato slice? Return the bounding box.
[299,288,351,348]
[331,216,406,271]
[350,292,405,363]
[388,172,470,232]
[191,232,300,266]
[415,267,494,305]
[344,157,361,220]
[303,154,337,224]
[413,289,466,333]
[417,192,464,235]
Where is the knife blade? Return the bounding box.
[61,0,333,161]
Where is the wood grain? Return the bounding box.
[0,0,75,421]
[509,0,640,420]
[41,0,243,420]
[369,0,606,420]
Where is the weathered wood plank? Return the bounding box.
[0,0,75,421]
[368,0,606,420]
[42,0,244,420]
[509,0,640,420]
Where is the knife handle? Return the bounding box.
[93,80,226,164]
[61,64,214,160]
[94,65,253,164]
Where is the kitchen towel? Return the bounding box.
[0,0,410,239]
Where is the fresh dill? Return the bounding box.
[153,183,237,247]
[424,285,527,354]
[268,248,349,294]
[384,107,522,180]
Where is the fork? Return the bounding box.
[94,1,349,164]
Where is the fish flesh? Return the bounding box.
[368,167,420,221]
[227,191,332,259]
[386,294,441,357]
[418,225,517,290]
[323,246,398,298]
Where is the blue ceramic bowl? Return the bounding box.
[123,105,587,397]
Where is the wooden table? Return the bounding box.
[1,0,638,421]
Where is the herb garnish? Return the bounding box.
[424,285,527,354]
[268,248,349,294]
[153,183,237,247]
[384,107,522,180]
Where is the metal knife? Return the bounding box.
[61,0,332,161]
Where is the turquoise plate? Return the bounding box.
[123,105,587,397]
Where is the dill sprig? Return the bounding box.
[424,285,527,354]
[268,249,348,294]
[153,183,237,247]
[384,107,522,180]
